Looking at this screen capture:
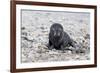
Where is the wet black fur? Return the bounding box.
[48,23,75,50]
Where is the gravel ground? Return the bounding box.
[21,10,90,63]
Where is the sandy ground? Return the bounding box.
[21,10,90,63]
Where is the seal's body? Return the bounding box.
[48,23,75,50]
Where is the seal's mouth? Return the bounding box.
[54,36,61,41]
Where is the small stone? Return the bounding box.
[40,27,45,30]
[84,34,90,39]
[21,27,25,30]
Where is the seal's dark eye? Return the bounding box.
[52,28,55,31]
